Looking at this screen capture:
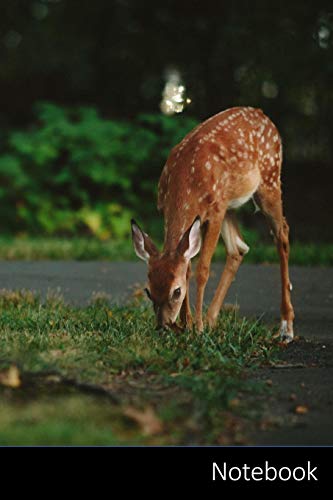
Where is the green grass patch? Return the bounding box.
[0,237,134,261]
[0,237,332,265]
[0,290,279,445]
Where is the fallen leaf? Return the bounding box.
[266,379,273,386]
[259,419,274,431]
[217,435,233,445]
[0,365,21,388]
[124,406,163,436]
[130,284,145,300]
[289,393,297,401]
[294,405,309,415]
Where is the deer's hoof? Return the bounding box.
[196,319,204,333]
[206,314,217,329]
[280,320,294,343]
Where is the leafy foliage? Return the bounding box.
[0,102,198,238]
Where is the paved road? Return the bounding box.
[0,261,332,444]
[0,261,331,339]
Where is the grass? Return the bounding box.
[0,290,279,445]
[0,236,332,265]
[0,237,134,261]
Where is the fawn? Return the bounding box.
[131,107,295,342]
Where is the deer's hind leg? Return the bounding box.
[254,187,295,342]
[207,212,249,327]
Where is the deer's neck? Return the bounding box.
[163,210,196,253]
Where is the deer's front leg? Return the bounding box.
[207,213,248,327]
[195,219,223,332]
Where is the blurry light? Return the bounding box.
[32,2,49,20]
[318,26,330,48]
[3,30,22,49]
[160,68,191,115]
[262,81,279,99]
[314,13,333,49]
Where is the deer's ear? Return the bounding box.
[177,216,201,260]
[131,219,159,263]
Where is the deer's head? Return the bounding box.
[131,217,201,329]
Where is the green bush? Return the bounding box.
[0,102,198,239]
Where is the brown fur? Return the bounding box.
[135,107,295,339]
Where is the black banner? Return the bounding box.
[0,446,331,492]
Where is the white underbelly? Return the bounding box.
[228,181,260,210]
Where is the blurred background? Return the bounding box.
[0,0,332,260]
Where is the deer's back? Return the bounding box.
[158,107,282,241]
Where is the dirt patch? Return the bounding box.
[249,337,333,445]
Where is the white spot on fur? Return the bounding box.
[205,161,212,170]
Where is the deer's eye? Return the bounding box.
[173,287,181,300]
[144,288,152,300]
